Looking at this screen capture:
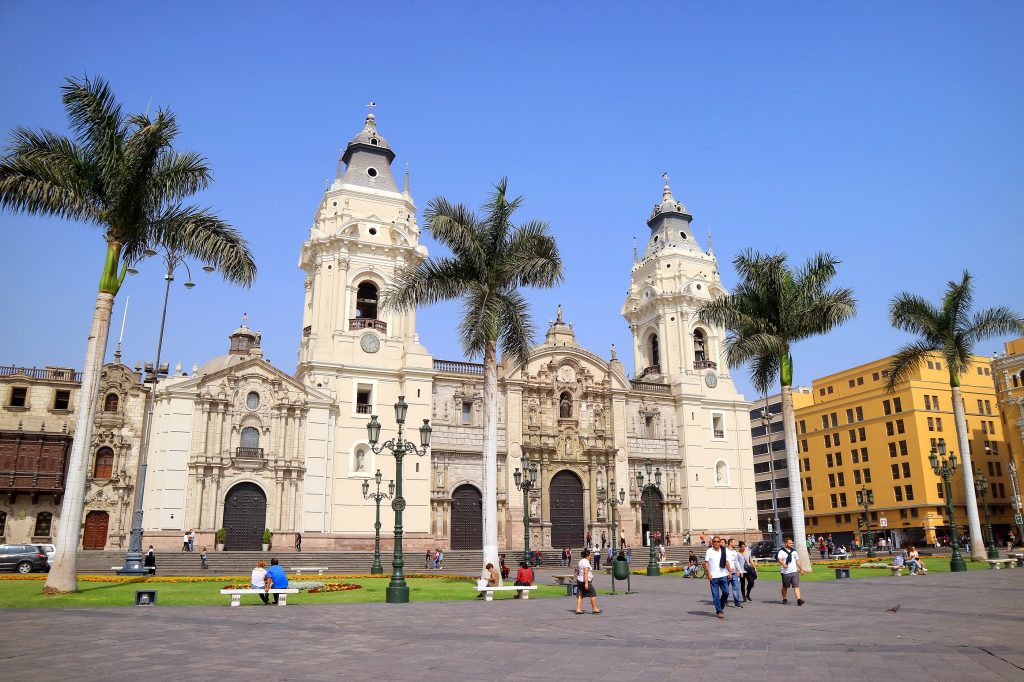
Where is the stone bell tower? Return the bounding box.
[295,108,433,542]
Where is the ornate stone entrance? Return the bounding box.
[223,482,267,551]
[450,484,482,550]
[640,487,665,546]
[550,470,584,548]
[83,510,109,550]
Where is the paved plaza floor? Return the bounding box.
[3,568,1022,681]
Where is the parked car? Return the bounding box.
[37,544,56,567]
[0,544,50,573]
[748,540,778,560]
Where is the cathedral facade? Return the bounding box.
[0,112,758,552]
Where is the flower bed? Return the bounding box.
[307,583,362,593]
[0,573,476,584]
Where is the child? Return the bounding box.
[200,548,209,570]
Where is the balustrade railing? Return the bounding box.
[349,318,387,333]
[433,359,485,375]
[0,366,83,382]
[235,447,264,460]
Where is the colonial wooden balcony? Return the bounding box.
[349,318,387,333]
[0,431,70,502]
[694,360,717,370]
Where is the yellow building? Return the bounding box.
[794,353,1014,548]
[992,337,1024,543]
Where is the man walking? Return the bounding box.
[777,537,806,606]
[725,538,743,608]
[704,536,734,619]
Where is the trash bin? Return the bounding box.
[612,555,630,580]
[834,567,851,579]
[1016,555,1024,568]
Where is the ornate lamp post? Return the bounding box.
[929,438,967,572]
[635,459,662,576]
[117,247,205,575]
[367,396,432,603]
[761,398,784,551]
[513,453,539,565]
[603,480,626,555]
[974,470,1000,560]
[362,469,395,575]
[855,485,877,558]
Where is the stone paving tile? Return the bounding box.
[2,570,1023,681]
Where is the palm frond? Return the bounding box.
[501,220,563,289]
[884,340,937,393]
[889,292,942,341]
[136,204,255,285]
[748,353,780,396]
[382,257,474,312]
[458,285,500,359]
[964,306,1023,345]
[944,271,974,336]
[481,177,522,250]
[496,289,534,368]
[0,130,101,223]
[725,331,787,370]
[60,75,125,162]
[150,150,211,202]
[793,287,857,341]
[423,196,485,266]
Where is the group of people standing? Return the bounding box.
[425,548,445,570]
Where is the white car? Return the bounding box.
[38,544,56,566]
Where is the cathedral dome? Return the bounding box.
[341,112,396,165]
[648,182,691,223]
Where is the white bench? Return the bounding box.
[887,564,904,576]
[985,559,1016,570]
[220,588,299,606]
[291,567,329,575]
[551,574,575,586]
[751,557,772,565]
[658,560,680,568]
[476,585,538,601]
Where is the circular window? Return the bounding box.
[367,167,378,178]
[680,232,687,239]
[696,284,702,290]
[666,264,671,269]
[246,392,260,410]
[368,227,378,236]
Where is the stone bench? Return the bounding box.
[291,567,329,575]
[475,585,538,601]
[985,559,1016,570]
[220,588,299,606]
[887,564,904,576]
[658,560,680,568]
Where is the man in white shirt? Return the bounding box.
[725,538,744,608]
[703,536,734,619]
[777,537,806,606]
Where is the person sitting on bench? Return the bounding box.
[513,561,533,598]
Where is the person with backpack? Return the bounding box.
[777,537,806,606]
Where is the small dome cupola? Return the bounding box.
[229,314,261,356]
[641,174,701,258]
[336,104,400,192]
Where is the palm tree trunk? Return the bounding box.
[780,384,812,571]
[43,291,116,593]
[481,340,500,579]
[951,386,985,561]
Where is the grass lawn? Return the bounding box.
[0,575,568,609]
[672,558,990,583]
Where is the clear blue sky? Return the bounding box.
[1,2,1022,398]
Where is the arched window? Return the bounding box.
[103,393,119,412]
[246,391,260,410]
[240,427,260,449]
[34,512,52,537]
[93,447,114,479]
[0,511,7,537]
[650,334,660,369]
[356,281,379,319]
[693,329,706,363]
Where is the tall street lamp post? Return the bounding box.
[635,459,662,576]
[856,485,877,558]
[974,470,1000,560]
[362,469,395,575]
[929,437,967,572]
[602,479,626,555]
[367,396,432,603]
[513,453,539,566]
[761,397,783,551]
[117,248,204,575]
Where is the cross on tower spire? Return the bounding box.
[366,101,377,115]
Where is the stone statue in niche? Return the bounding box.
[436,469,444,488]
[716,462,725,484]
[355,450,365,472]
[529,496,540,518]
[559,395,572,419]
[669,471,676,493]
[597,498,606,520]
[596,466,605,491]
[564,435,573,457]
[594,407,605,431]
[528,404,538,428]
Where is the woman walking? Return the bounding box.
[738,541,757,601]
[575,548,601,614]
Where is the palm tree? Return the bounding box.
[699,250,856,570]
[383,178,562,574]
[886,272,1021,562]
[0,75,256,593]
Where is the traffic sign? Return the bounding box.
[879,517,888,528]
[767,523,773,532]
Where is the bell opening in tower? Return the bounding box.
[356,281,379,319]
